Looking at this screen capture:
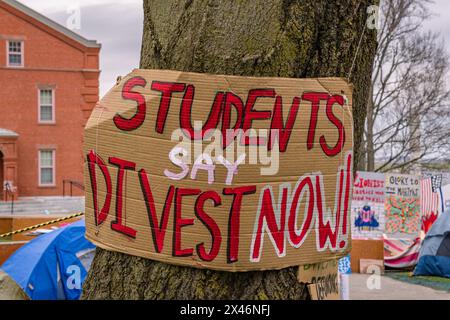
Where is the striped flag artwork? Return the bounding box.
[431,174,442,192]
[439,184,450,213]
[420,176,441,233]
[384,236,421,268]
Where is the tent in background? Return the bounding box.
[414,208,450,278]
[1,219,95,300]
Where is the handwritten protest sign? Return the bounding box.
[298,259,338,283]
[83,69,353,271]
[308,281,340,300]
[351,171,386,239]
[298,260,339,300]
[385,173,421,236]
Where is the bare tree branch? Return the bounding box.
[363,0,450,173]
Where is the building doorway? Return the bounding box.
[0,129,19,200]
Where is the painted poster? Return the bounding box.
[423,171,450,215]
[83,69,354,271]
[422,171,450,186]
[420,175,441,233]
[298,259,340,300]
[384,174,421,236]
[351,171,385,239]
[338,255,351,274]
[439,184,450,214]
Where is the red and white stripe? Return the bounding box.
[384,236,421,268]
[421,178,440,217]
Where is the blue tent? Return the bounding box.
[1,219,96,300]
[414,209,450,278]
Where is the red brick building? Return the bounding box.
[0,0,100,200]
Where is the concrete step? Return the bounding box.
[0,198,84,206]
[0,197,85,216]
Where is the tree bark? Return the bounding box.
[366,84,375,171]
[82,0,378,300]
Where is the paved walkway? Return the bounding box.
[0,271,28,300]
[349,273,450,300]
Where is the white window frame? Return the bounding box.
[38,88,56,124]
[6,40,24,67]
[38,149,56,187]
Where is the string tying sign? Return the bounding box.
[84,69,354,271]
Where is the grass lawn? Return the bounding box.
[386,272,450,292]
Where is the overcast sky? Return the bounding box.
[18,0,450,97]
[19,0,143,97]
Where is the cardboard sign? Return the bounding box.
[385,173,421,236]
[83,69,353,271]
[359,259,384,274]
[298,260,339,300]
[308,282,340,300]
[351,171,386,239]
[298,259,338,283]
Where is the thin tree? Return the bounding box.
[82,0,378,299]
[362,0,450,173]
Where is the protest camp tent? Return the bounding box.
[414,208,450,278]
[1,219,95,299]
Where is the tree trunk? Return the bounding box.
[366,84,375,171]
[82,0,378,300]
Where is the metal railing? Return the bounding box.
[4,182,14,215]
[63,179,85,197]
